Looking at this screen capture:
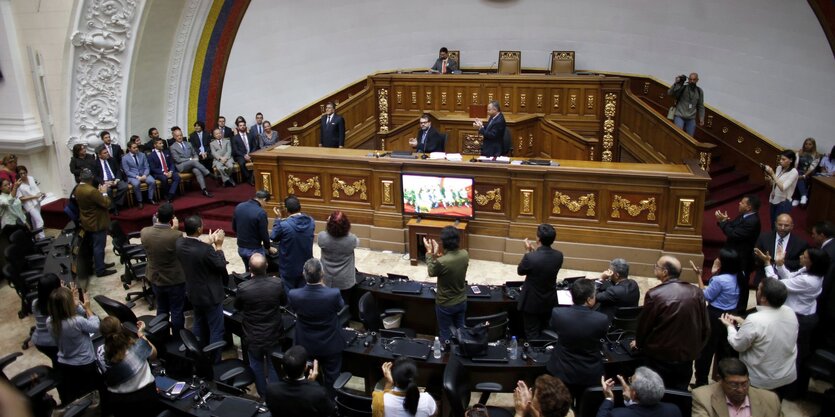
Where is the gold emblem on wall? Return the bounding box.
[736,136,744,144]
[411,91,417,105]
[291,135,299,146]
[553,94,560,109]
[464,134,482,155]
[378,89,390,133]
[287,174,321,197]
[601,93,618,162]
[472,92,479,104]
[536,94,543,109]
[474,188,502,210]
[456,92,463,105]
[552,191,596,216]
[520,189,534,215]
[611,195,656,221]
[426,91,432,105]
[381,180,393,205]
[332,177,367,200]
[677,198,695,226]
[586,95,594,110]
[520,94,526,108]
[589,146,595,161]
[260,172,271,194]
[503,93,510,109]
[570,94,577,109]
[488,92,494,102]
[706,115,713,128]
[642,82,650,94]
[722,126,729,134]
[754,147,762,155]
[699,152,712,171]
[441,92,447,105]
[396,91,402,105]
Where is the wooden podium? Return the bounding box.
[407,218,468,266]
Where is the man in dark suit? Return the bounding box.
[217,116,234,139]
[75,168,116,277]
[754,213,808,284]
[93,144,127,215]
[287,258,345,395]
[430,47,459,74]
[143,127,169,153]
[249,112,265,139]
[812,221,835,348]
[231,119,258,185]
[716,194,762,313]
[473,100,505,157]
[319,101,345,148]
[148,138,180,203]
[409,114,446,154]
[176,215,227,354]
[598,367,683,417]
[595,258,640,322]
[547,278,610,403]
[516,223,563,339]
[100,130,123,166]
[189,121,213,172]
[265,345,335,417]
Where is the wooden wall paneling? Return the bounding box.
[567,88,580,116]
[582,87,598,118]
[549,87,563,116]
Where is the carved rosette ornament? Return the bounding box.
[601,93,617,162]
[611,195,656,221]
[332,177,368,200]
[287,174,321,197]
[552,192,596,216]
[378,89,390,133]
[68,0,139,151]
[474,188,502,210]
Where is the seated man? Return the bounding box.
[599,367,682,417]
[121,141,156,209]
[265,345,335,417]
[408,114,446,154]
[692,357,782,417]
[170,126,213,198]
[595,258,640,322]
[93,144,128,215]
[147,138,180,203]
[430,47,458,74]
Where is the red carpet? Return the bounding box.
[42,181,254,235]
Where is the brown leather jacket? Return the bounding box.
[636,278,710,362]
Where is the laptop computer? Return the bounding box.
[388,339,431,361]
[469,344,509,363]
[390,281,423,295]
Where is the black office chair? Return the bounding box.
[108,220,145,287]
[576,386,623,417]
[611,306,642,337]
[2,251,41,318]
[93,295,169,339]
[179,329,255,394]
[358,292,416,338]
[465,311,509,343]
[333,372,372,417]
[661,389,692,416]
[807,348,835,415]
[0,352,59,417]
[502,127,513,156]
[123,257,154,309]
[443,354,512,417]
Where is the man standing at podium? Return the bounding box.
[473,101,505,157]
[431,47,458,74]
[319,102,345,148]
[409,114,445,154]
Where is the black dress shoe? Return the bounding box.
[202,189,214,198]
[96,269,117,277]
[138,202,144,210]
[104,262,116,268]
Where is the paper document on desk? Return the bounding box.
[445,153,463,161]
[557,290,573,305]
[429,152,447,160]
[478,156,511,163]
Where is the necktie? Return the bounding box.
[327,115,332,125]
[442,60,447,74]
[181,142,190,157]
[103,160,113,181]
[421,130,429,152]
[243,134,249,153]
[107,145,113,157]
[133,154,138,167]
[198,133,205,153]
[777,236,784,252]
[259,125,263,135]
[157,151,168,172]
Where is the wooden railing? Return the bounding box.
[285,86,376,148]
[273,78,367,140]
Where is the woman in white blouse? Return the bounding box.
[15,165,45,239]
[764,149,798,229]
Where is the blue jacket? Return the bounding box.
[288,285,345,356]
[233,199,271,250]
[270,213,315,281]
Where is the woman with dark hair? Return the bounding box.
[764,149,798,228]
[15,165,46,239]
[0,178,28,230]
[258,120,280,148]
[513,375,571,417]
[372,358,437,417]
[69,144,96,183]
[100,316,162,417]
[693,248,742,387]
[46,286,102,404]
[424,225,468,344]
[818,144,835,177]
[0,154,18,184]
[32,274,62,368]
[318,210,359,303]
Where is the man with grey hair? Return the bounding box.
[595,258,640,322]
[288,258,345,395]
[473,100,505,157]
[599,367,682,416]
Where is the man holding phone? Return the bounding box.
[140,203,186,334]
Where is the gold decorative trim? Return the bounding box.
[474,188,502,210]
[677,198,695,226]
[570,94,577,109]
[706,115,713,128]
[488,92,495,102]
[287,174,321,196]
[500,51,520,60]
[332,177,367,200]
[292,121,298,127]
[425,91,432,105]
[642,82,650,94]
[441,91,447,105]
[378,89,390,133]
[520,94,527,108]
[456,92,463,105]
[553,94,559,109]
[520,189,534,215]
[587,95,595,109]
[722,126,729,134]
[754,147,762,155]
[536,94,543,109]
[552,191,596,216]
[528,133,534,148]
[472,92,478,104]
[589,146,595,161]
[381,180,393,205]
[611,195,656,220]
[260,172,271,194]
[601,93,617,162]
[291,135,299,146]
[699,152,712,171]
[396,91,402,105]
[410,91,417,105]
[503,93,510,109]
[736,136,744,144]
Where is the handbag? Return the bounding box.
[454,322,489,357]
[666,105,676,120]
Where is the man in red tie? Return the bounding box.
[148,138,181,203]
[431,47,458,74]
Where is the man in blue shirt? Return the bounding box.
[271,195,314,290]
[232,189,276,269]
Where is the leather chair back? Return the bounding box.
[358,292,383,332]
[465,312,509,343]
[448,50,460,66]
[93,295,139,324]
[549,51,575,74]
[497,51,521,75]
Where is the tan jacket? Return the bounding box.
[140,224,185,286]
[75,182,111,232]
[692,382,783,417]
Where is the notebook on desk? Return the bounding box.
[390,281,423,295]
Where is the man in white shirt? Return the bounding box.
[720,277,797,398]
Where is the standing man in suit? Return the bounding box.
[231,119,258,185]
[74,168,116,278]
[430,47,458,74]
[100,131,123,166]
[595,258,640,322]
[170,127,214,198]
[176,215,227,353]
[148,138,180,203]
[210,128,236,187]
[93,145,128,215]
[217,116,234,139]
[408,114,446,154]
[189,121,213,172]
[473,100,505,157]
[265,345,334,417]
[812,221,835,349]
[121,142,156,209]
[288,258,345,395]
[516,223,563,339]
[140,203,185,334]
[233,189,276,269]
[249,112,265,139]
[692,358,782,417]
[547,278,609,404]
[319,102,345,148]
[716,194,762,313]
[754,213,807,284]
[143,127,168,153]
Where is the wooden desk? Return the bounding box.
[808,176,835,230]
[407,218,468,265]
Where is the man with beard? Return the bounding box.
[667,72,705,136]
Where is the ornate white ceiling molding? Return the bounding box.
[166,0,211,130]
[67,0,145,151]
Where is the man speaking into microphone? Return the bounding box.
[409,114,446,154]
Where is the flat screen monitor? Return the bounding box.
[401,173,474,220]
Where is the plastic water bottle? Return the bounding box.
[433,337,442,359]
[509,336,518,360]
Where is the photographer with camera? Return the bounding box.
[667,73,705,136]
